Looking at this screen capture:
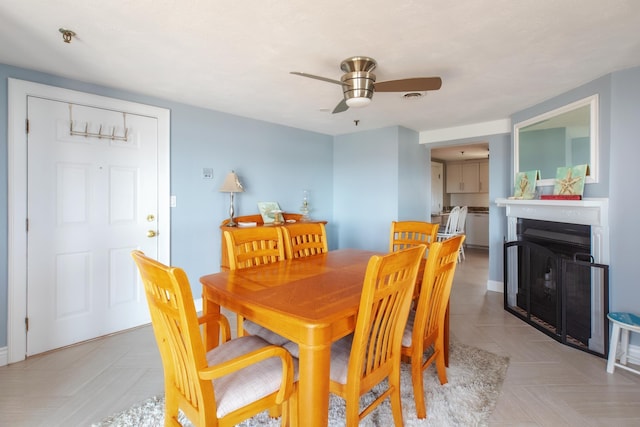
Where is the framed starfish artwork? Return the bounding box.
[513,170,540,199]
[553,164,589,196]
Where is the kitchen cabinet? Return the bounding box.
[445,160,489,193]
[446,162,480,193]
[465,213,489,247]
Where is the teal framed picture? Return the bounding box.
[257,201,281,224]
[513,170,540,199]
[553,164,589,196]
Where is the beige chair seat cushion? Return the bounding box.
[282,334,354,385]
[401,309,416,347]
[206,335,297,418]
[327,334,355,385]
[243,319,291,346]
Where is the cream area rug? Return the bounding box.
[93,341,509,427]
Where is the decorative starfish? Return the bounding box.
[518,174,530,196]
[556,169,583,195]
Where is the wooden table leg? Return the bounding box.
[297,343,331,427]
[202,289,220,352]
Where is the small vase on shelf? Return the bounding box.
[300,190,311,221]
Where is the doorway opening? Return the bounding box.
[430,142,490,249]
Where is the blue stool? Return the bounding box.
[607,312,640,375]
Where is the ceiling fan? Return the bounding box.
[290,56,442,114]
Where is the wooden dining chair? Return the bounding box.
[328,245,426,426]
[131,250,295,427]
[388,220,439,254]
[223,227,286,337]
[282,222,328,259]
[223,226,286,270]
[389,220,440,304]
[400,234,465,419]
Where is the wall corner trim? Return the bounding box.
[487,280,504,293]
[0,347,7,367]
[419,119,511,144]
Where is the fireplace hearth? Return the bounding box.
[496,198,610,357]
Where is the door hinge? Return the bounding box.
[25,317,29,332]
[26,218,29,232]
[26,118,29,134]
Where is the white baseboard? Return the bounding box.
[487,280,503,293]
[0,346,7,367]
[628,345,640,364]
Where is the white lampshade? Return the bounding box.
[219,171,244,193]
[345,97,371,108]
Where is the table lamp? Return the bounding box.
[219,170,244,226]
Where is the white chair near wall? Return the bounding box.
[437,206,460,241]
[607,312,640,376]
[454,206,468,261]
[437,206,465,262]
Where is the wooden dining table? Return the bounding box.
[199,248,449,427]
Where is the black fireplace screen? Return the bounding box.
[504,239,609,358]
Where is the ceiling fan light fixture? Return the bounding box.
[290,56,442,114]
[345,97,371,108]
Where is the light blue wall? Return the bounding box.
[0,63,333,347]
[167,104,334,294]
[398,127,430,221]
[333,126,429,252]
[609,66,640,313]
[333,127,400,252]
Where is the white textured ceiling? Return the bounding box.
[1,1,639,136]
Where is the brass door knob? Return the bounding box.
[147,230,157,238]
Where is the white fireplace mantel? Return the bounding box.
[495,197,609,264]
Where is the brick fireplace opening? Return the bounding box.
[497,198,610,356]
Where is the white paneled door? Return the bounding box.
[26,97,158,356]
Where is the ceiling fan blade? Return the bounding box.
[332,98,349,114]
[290,71,344,86]
[374,77,442,92]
